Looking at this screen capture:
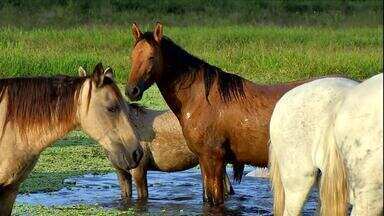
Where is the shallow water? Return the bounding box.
[17,166,319,215]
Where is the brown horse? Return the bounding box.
[0,63,142,215]
[126,23,309,206]
[115,102,234,199]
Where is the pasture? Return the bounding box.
[7,25,382,215]
[0,0,382,215]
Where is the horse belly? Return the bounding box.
[149,136,199,172]
[227,125,269,167]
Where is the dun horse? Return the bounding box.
[126,22,309,205]
[270,74,383,215]
[0,63,142,215]
[117,103,234,199]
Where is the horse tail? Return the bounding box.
[319,125,348,216]
[269,141,284,216]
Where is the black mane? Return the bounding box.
[138,32,245,103]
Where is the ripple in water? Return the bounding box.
[17,166,319,215]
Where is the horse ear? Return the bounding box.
[132,22,142,42]
[78,66,87,77]
[153,22,163,44]
[92,62,105,87]
[104,67,114,81]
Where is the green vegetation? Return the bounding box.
[0,26,382,103]
[1,0,382,215]
[13,204,134,215]
[0,0,382,28]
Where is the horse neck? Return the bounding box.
[30,81,85,152]
[22,104,78,153]
[156,42,204,116]
[127,105,157,141]
[30,118,77,152]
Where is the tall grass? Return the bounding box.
[0,26,381,81]
[0,26,381,108]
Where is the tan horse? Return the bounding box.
[0,63,142,215]
[115,103,234,199]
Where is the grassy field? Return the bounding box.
[0,26,382,83]
[1,0,382,215]
[6,25,382,215]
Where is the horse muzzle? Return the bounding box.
[125,84,143,101]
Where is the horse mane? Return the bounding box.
[139,32,246,103]
[0,75,88,138]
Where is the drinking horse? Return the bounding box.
[270,74,382,215]
[0,63,142,215]
[125,22,309,205]
[78,67,234,199]
[118,103,234,199]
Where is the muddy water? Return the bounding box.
[17,166,319,215]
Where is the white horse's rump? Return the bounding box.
[269,74,383,216]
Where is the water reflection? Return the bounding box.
[17,166,318,215]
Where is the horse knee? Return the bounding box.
[351,191,383,216]
[281,172,316,215]
[199,158,225,205]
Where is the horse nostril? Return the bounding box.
[131,87,140,97]
[132,148,142,164]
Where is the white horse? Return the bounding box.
[269,73,383,215]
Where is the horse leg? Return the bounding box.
[199,151,225,206]
[0,184,19,216]
[223,170,234,197]
[280,166,316,216]
[131,166,148,199]
[350,183,383,215]
[116,169,132,199]
[200,164,209,202]
[351,195,383,216]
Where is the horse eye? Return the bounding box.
[107,104,120,113]
[148,56,155,61]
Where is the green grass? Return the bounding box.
[0,26,382,99]
[13,204,134,215]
